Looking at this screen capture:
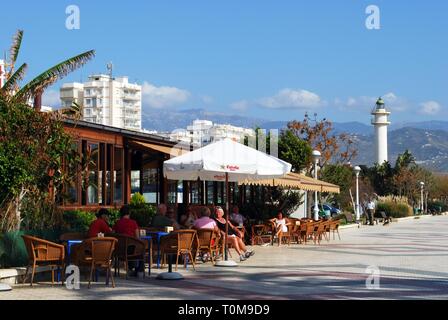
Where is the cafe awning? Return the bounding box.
[130,140,190,157]
[239,172,340,194]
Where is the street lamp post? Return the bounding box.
[312,150,321,221]
[420,181,425,214]
[354,166,362,221]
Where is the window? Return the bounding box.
[142,168,159,204]
[87,143,99,205]
[114,147,123,203]
[206,181,214,204]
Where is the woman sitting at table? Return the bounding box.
[113,205,140,238]
[269,212,290,240]
[214,207,255,262]
[179,206,198,229]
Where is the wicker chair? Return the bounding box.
[76,237,118,288]
[160,230,197,271]
[302,221,316,245]
[22,235,65,286]
[251,224,273,245]
[271,220,294,246]
[195,229,220,264]
[113,234,147,279]
[313,221,328,245]
[330,219,341,240]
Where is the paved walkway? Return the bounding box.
[1,216,448,300]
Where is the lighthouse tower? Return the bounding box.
[371,97,391,164]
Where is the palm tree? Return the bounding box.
[0,30,95,110]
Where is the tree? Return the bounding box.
[0,29,94,232]
[0,30,95,110]
[287,113,358,168]
[320,164,353,209]
[278,129,312,173]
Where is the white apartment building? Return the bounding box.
[60,74,142,131]
[171,119,255,147]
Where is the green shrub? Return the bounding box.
[427,201,448,213]
[108,209,120,226]
[376,201,412,218]
[62,210,96,232]
[130,204,156,227]
[130,192,146,206]
[0,231,28,268]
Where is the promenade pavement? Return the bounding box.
[1,216,447,300]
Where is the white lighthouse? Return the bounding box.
[371,97,391,165]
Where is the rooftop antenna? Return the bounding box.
[107,62,113,79]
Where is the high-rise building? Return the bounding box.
[60,74,142,131]
[371,97,391,164]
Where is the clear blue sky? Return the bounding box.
[1,0,447,124]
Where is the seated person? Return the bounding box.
[269,212,289,239]
[180,206,198,229]
[167,207,182,230]
[214,207,254,262]
[193,207,219,232]
[151,204,174,229]
[113,205,140,238]
[87,208,112,238]
[229,206,246,226]
[113,205,144,276]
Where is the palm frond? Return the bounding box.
[14,50,95,102]
[8,30,24,74]
[2,63,27,93]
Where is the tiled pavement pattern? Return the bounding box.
[1,216,447,300]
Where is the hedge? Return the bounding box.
[375,201,413,218]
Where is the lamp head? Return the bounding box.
[354,166,362,175]
[312,150,321,162]
[420,181,425,187]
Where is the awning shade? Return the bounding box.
[239,172,340,194]
[130,140,190,157]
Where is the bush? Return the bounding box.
[62,210,96,232]
[0,231,28,268]
[376,201,412,218]
[427,200,448,213]
[130,193,146,206]
[130,204,156,227]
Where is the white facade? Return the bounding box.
[0,60,6,88]
[170,119,255,147]
[60,74,142,131]
[371,98,391,164]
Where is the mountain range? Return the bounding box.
[142,109,448,172]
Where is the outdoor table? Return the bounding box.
[147,231,169,268]
[140,235,153,276]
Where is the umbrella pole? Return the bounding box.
[224,172,229,261]
[215,172,238,267]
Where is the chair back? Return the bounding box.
[83,237,117,265]
[22,235,65,262]
[196,229,214,248]
[114,234,146,258]
[175,230,197,251]
[330,220,340,230]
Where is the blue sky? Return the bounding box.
[1,0,447,124]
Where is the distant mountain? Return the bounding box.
[390,121,448,132]
[141,109,448,172]
[353,127,448,172]
[142,109,264,132]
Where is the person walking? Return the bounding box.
[366,198,376,226]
